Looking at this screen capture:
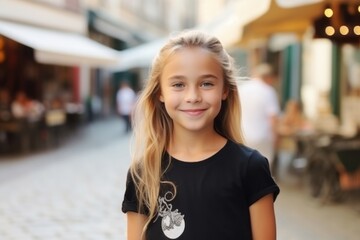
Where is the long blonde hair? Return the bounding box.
[129,30,244,233]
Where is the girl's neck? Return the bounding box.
[168,129,227,162]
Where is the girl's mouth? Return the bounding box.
[181,109,206,116]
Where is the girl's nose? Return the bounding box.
[185,87,201,103]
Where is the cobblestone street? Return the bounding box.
[0,118,359,240]
[0,118,129,240]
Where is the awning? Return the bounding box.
[276,0,324,8]
[112,38,167,71]
[88,9,151,46]
[239,0,326,46]
[111,0,270,71]
[197,0,270,48]
[0,20,119,67]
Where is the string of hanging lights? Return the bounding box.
[314,1,360,43]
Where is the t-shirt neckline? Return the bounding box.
[166,140,231,168]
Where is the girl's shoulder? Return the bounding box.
[226,140,260,157]
[226,141,269,169]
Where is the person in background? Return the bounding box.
[122,30,279,240]
[116,80,136,133]
[238,63,281,173]
[277,99,314,173]
[11,91,44,123]
[278,99,312,137]
[10,91,44,151]
[11,91,31,120]
[313,91,340,135]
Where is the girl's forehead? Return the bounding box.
[162,47,221,72]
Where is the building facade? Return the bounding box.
[0,0,120,152]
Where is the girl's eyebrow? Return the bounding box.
[200,74,219,80]
[168,75,186,81]
[168,74,219,81]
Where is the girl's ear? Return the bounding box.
[158,82,164,102]
[159,93,164,102]
[222,88,229,100]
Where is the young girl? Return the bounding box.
[122,30,280,240]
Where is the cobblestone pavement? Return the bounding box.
[0,118,359,240]
[0,118,129,240]
[275,152,360,240]
[276,183,360,240]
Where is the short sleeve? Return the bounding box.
[122,170,148,214]
[243,151,280,206]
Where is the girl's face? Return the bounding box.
[159,47,227,134]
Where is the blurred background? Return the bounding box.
[0,0,359,239]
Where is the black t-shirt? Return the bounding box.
[122,140,280,240]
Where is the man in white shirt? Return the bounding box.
[238,63,280,170]
[116,81,136,133]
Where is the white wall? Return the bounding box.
[301,38,333,119]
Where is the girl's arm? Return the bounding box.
[249,193,277,240]
[127,212,148,240]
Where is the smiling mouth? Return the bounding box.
[181,109,206,116]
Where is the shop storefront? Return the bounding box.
[232,0,360,197]
[0,0,119,153]
[236,0,360,127]
[0,20,118,110]
[0,22,118,153]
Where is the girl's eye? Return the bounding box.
[201,82,214,87]
[172,83,185,88]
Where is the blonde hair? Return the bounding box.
[129,30,244,234]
